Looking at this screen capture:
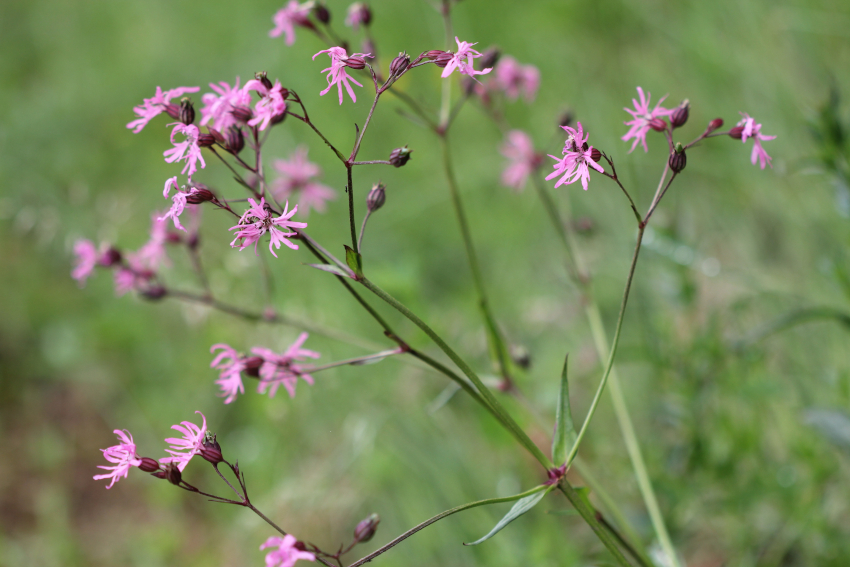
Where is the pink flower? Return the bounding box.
[113,267,139,296]
[313,47,372,104]
[500,130,542,192]
[161,412,207,472]
[160,177,209,232]
[72,239,98,285]
[94,429,142,489]
[546,122,604,191]
[199,78,252,133]
[737,112,776,169]
[164,123,206,176]
[261,535,316,567]
[135,214,171,270]
[269,1,313,46]
[345,3,370,30]
[441,37,493,79]
[127,86,200,133]
[244,78,288,131]
[271,147,337,216]
[229,198,308,258]
[494,56,539,102]
[621,87,673,153]
[210,344,246,404]
[252,333,320,398]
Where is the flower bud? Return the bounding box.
[434,52,454,68]
[244,356,263,378]
[141,285,167,301]
[669,144,687,173]
[97,247,122,267]
[200,432,224,464]
[271,109,287,126]
[670,100,689,129]
[315,2,331,23]
[164,103,181,120]
[480,47,500,70]
[208,127,225,144]
[352,3,372,26]
[389,52,410,77]
[255,71,273,91]
[649,117,668,132]
[138,457,161,473]
[344,57,367,70]
[186,187,215,204]
[590,147,602,162]
[161,462,182,485]
[226,126,245,154]
[230,105,253,123]
[179,98,195,125]
[197,133,216,148]
[728,126,744,139]
[366,183,386,212]
[707,118,724,133]
[389,146,411,167]
[425,49,447,60]
[353,514,380,544]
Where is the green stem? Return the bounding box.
[558,482,634,567]
[359,276,552,469]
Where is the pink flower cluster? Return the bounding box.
[210,333,320,404]
[229,197,307,258]
[126,86,200,133]
[546,122,604,191]
[272,147,336,216]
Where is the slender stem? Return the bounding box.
[209,147,259,198]
[642,172,677,227]
[601,155,643,225]
[357,209,372,251]
[359,276,552,468]
[386,88,437,130]
[438,1,453,128]
[213,463,244,500]
[440,136,513,383]
[248,503,288,536]
[557,482,634,567]
[351,160,392,166]
[597,512,654,567]
[347,485,548,567]
[350,91,382,162]
[303,348,403,373]
[346,166,358,253]
[186,242,211,296]
[288,92,347,163]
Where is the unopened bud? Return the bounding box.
[200,432,224,464]
[389,146,411,167]
[179,98,195,125]
[558,111,574,128]
[669,145,687,173]
[434,52,454,68]
[164,103,181,120]
[366,183,386,212]
[255,71,273,91]
[707,118,724,133]
[425,50,447,60]
[649,117,668,132]
[352,3,372,26]
[353,514,380,544]
[344,57,367,70]
[138,457,161,473]
[271,109,287,126]
[590,147,602,162]
[728,126,744,139]
[141,285,167,301]
[670,100,689,129]
[231,105,253,123]
[226,126,245,154]
[244,356,263,378]
[162,462,182,485]
[315,3,331,23]
[389,53,410,76]
[208,127,225,144]
[186,187,215,204]
[197,133,216,148]
[98,247,122,267]
[480,47,500,70]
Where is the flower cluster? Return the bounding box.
[210,333,320,404]
[126,85,200,133]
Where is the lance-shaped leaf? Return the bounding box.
[344,245,364,279]
[464,485,553,546]
[552,354,577,466]
[306,263,355,279]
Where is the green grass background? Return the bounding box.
[1,0,850,565]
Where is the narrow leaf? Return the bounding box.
[464,485,553,546]
[306,263,354,279]
[344,245,364,279]
[552,354,577,466]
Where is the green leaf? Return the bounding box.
[344,245,364,279]
[552,354,577,466]
[306,263,355,279]
[464,485,553,546]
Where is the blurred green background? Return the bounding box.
[2,0,850,565]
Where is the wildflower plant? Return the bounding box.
[79,1,777,565]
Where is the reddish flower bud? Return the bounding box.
[344,57,367,70]
[179,98,195,125]
[434,52,454,68]
[707,118,724,133]
[669,146,687,173]
[728,126,744,139]
[165,232,182,244]
[353,3,372,26]
[141,285,167,301]
[649,117,668,132]
[670,100,689,129]
[480,47,500,70]
[138,457,161,473]
[164,462,182,485]
[270,110,287,126]
[230,105,253,123]
[389,146,411,167]
[255,71,273,91]
[200,432,224,465]
[186,187,215,204]
[315,2,331,23]
[244,356,263,377]
[97,247,122,267]
[353,514,380,544]
[164,103,181,120]
[197,133,216,148]
[226,126,245,154]
[389,52,410,77]
[590,147,602,162]
[366,183,386,212]
[208,127,225,144]
[425,50,447,60]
